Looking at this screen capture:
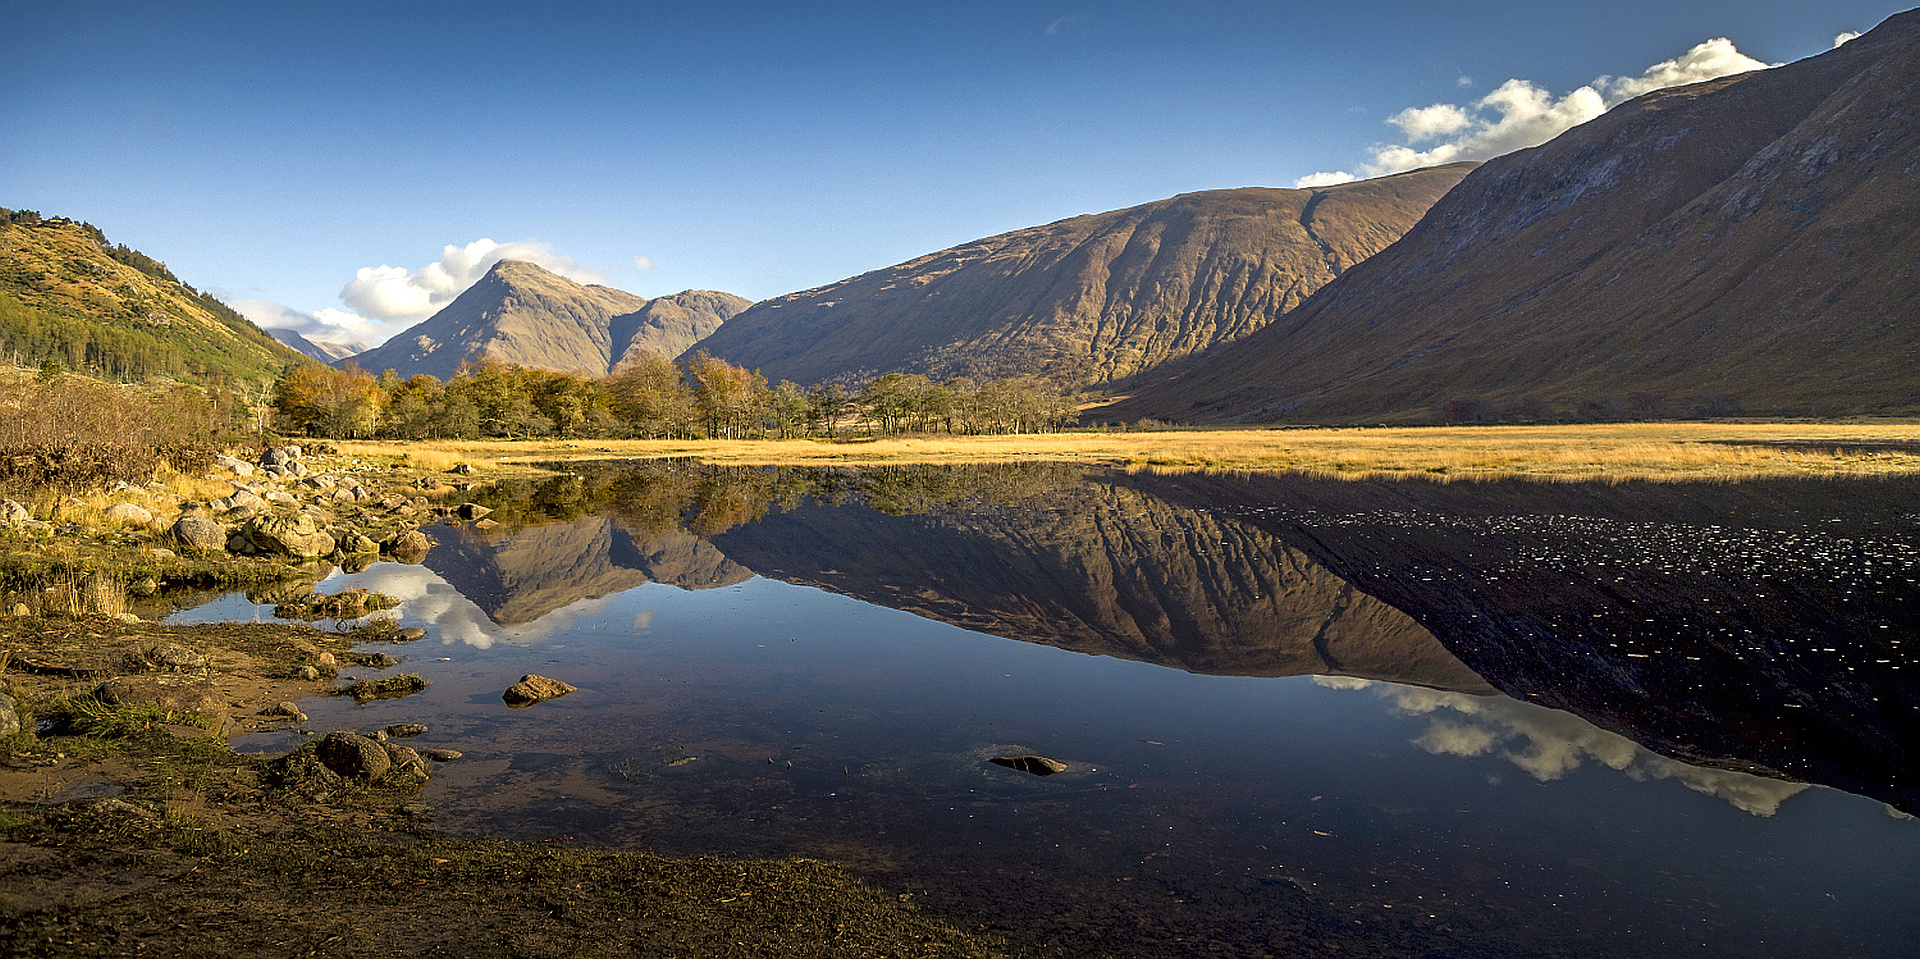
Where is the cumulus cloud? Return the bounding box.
[339,238,609,326]
[1293,170,1358,188]
[632,255,655,271]
[1294,37,1774,187]
[1349,684,1812,816]
[230,298,378,350]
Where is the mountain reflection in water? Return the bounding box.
[187,463,1920,958]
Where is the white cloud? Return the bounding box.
[1834,31,1863,47]
[339,238,610,327]
[1294,36,1775,187]
[1293,170,1358,188]
[632,255,655,271]
[230,298,378,349]
[1594,37,1770,102]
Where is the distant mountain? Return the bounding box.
[1104,9,1920,424]
[685,164,1475,387]
[611,289,751,369]
[0,208,309,385]
[270,328,364,364]
[349,259,748,380]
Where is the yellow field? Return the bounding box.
[329,422,1920,482]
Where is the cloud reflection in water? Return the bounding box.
[1315,676,1811,816]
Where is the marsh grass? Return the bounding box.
[335,422,1920,482]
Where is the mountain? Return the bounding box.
[271,327,364,364]
[348,259,748,380]
[611,289,751,369]
[1103,10,1920,424]
[0,208,309,385]
[684,164,1476,387]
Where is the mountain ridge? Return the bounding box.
[685,164,1476,387]
[1101,9,1920,423]
[348,260,748,380]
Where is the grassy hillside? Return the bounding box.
[0,208,309,388]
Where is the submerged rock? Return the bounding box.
[989,754,1068,776]
[503,674,576,707]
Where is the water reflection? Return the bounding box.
[167,462,1920,958]
[1314,677,1812,816]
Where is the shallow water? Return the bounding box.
[172,464,1920,958]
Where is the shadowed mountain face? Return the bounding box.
[1107,9,1920,423]
[1135,471,1920,814]
[687,164,1474,387]
[348,260,748,379]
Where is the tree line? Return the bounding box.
[271,352,1078,441]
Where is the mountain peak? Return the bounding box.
[350,260,749,380]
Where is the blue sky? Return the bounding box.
[3,1,1907,347]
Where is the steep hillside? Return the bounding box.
[611,290,751,368]
[1105,10,1920,424]
[687,164,1475,387]
[0,209,308,385]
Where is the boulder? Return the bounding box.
[384,722,428,738]
[0,692,19,737]
[103,503,153,524]
[335,532,379,556]
[211,490,268,513]
[382,529,432,561]
[170,516,227,553]
[237,512,336,559]
[263,701,308,723]
[454,503,492,521]
[1,500,32,523]
[316,730,390,779]
[92,675,226,725]
[503,674,576,707]
[299,474,337,490]
[213,455,254,478]
[424,748,463,762]
[122,641,206,672]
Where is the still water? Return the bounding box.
[173,463,1920,958]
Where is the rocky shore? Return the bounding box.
[0,447,1007,957]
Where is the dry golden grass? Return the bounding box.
[332,422,1920,483]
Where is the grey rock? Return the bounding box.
[384,722,428,738]
[424,748,463,762]
[171,516,228,553]
[454,503,492,521]
[103,503,153,524]
[0,500,29,523]
[264,701,309,723]
[316,730,390,779]
[238,512,336,559]
[0,692,19,737]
